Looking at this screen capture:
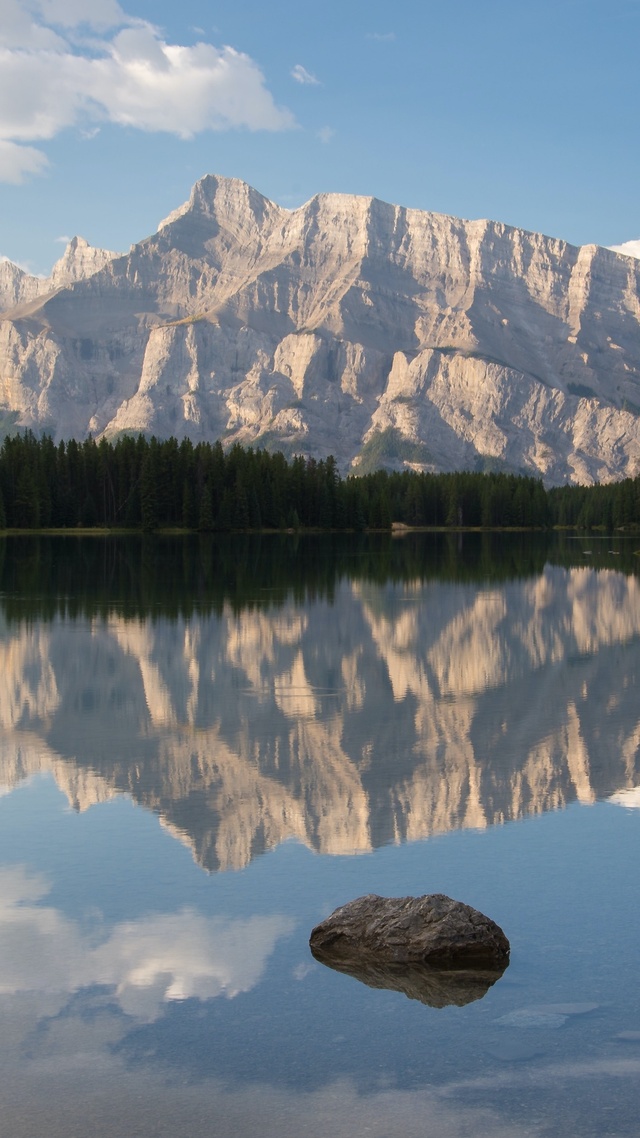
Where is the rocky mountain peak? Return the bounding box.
[158,173,283,234]
[0,258,41,312]
[1,175,640,483]
[49,236,121,289]
[0,237,121,314]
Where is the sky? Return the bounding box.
[0,0,639,275]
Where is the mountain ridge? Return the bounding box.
[0,235,121,312]
[1,174,640,484]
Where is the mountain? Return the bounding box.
[0,236,120,311]
[1,175,640,483]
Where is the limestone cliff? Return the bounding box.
[0,260,42,311]
[1,176,640,482]
[0,237,121,313]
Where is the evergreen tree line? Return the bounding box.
[546,478,640,530]
[0,431,638,531]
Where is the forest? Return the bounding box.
[0,431,639,531]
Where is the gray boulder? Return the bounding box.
[309,893,510,971]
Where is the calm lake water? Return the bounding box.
[1,532,639,1138]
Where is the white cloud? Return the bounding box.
[35,0,127,28]
[291,63,319,85]
[0,138,49,182]
[0,0,295,183]
[0,0,66,49]
[366,32,396,42]
[608,239,640,260]
[54,233,70,243]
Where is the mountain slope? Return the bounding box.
[1,175,640,483]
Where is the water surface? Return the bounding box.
[0,533,639,1137]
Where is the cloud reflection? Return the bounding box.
[0,866,294,1020]
[608,786,640,809]
[0,1069,547,1138]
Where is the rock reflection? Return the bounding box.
[309,951,508,1008]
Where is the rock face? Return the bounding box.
[1,175,640,482]
[0,259,42,311]
[309,893,510,969]
[48,236,121,290]
[0,237,120,312]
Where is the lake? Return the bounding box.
[0,532,639,1138]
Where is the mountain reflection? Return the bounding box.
[1,536,639,872]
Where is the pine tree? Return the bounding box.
[140,446,158,532]
[14,466,40,528]
[197,481,214,531]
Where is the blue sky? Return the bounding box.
[1,0,639,274]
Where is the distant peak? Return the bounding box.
[49,236,121,288]
[189,173,276,217]
[156,173,283,234]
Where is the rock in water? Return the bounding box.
[309,893,510,969]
